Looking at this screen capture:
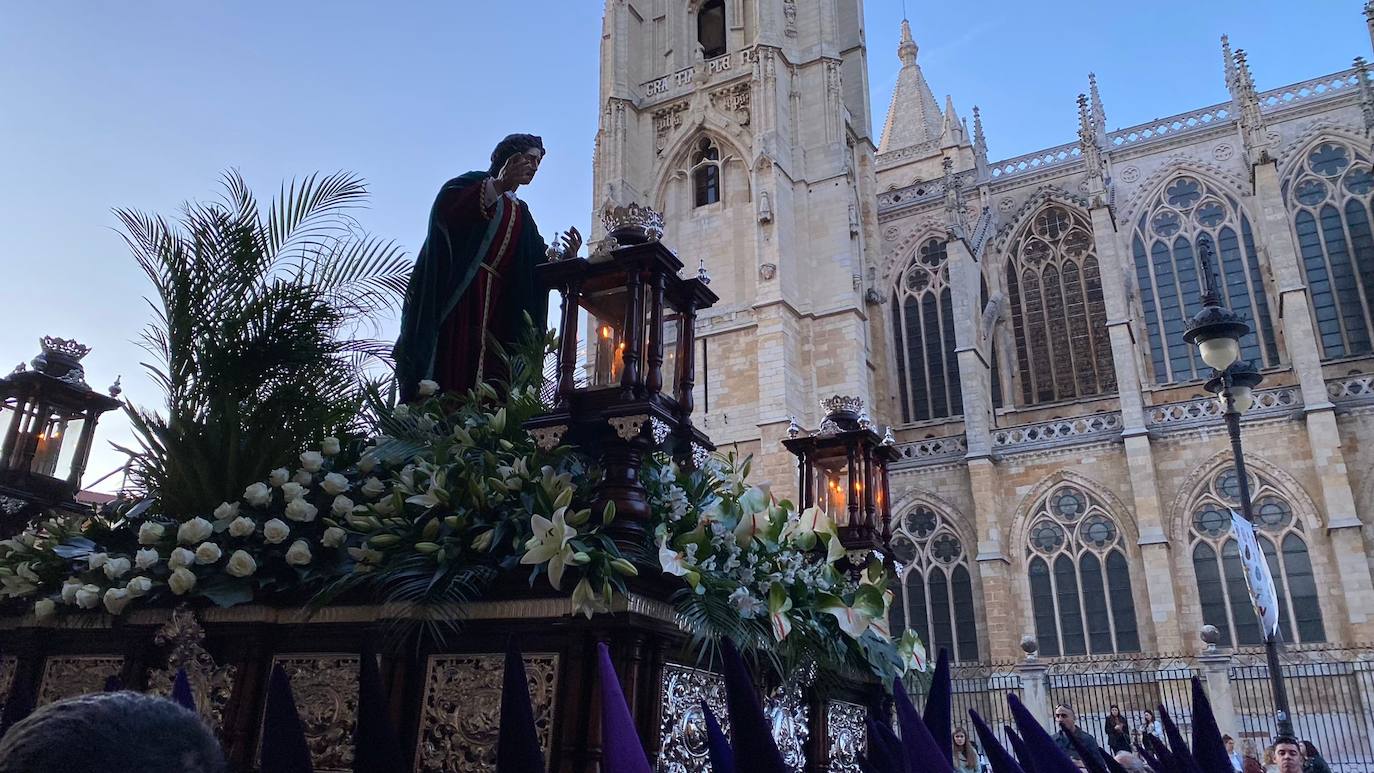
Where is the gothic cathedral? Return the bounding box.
[592,1,1374,666]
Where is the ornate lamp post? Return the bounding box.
[0,338,121,529]
[525,204,717,550]
[782,396,898,570]
[1183,239,1295,739]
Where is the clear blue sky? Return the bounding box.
[1,1,1368,491]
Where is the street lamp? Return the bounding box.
[1183,239,1295,739]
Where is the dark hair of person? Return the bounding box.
[0,691,226,773]
[1301,740,1320,758]
[1273,736,1302,753]
[1223,734,1234,743]
[953,726,979,770]
[488,133,545,177]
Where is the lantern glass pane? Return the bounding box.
[29,416,66,477]
[813,457,852,526]
[54,415,87,482]
[661,315,681,399]
[578,288,628,389]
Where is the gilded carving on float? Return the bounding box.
[658,663,729,772]
[825,701,866,773]
[262,654,360,773]
[146,606,236,733]
[414,653,559,773]
[37,656,123,706]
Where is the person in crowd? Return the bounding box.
[953,726,982,773]
[1105,705,1132,754]
[1223,734,1244,772]
[0,691,225,773]
[1140,708,1163,745]
[1300,741,1331,773]
[1273,737,1304,773]
[1053,702,1102,766]
[1242,755,1265,773]
[1114,750,1149,773]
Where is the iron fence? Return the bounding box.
[908,662,1023,749]
[1043,655,1198,754]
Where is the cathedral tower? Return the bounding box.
[593,0,885,488]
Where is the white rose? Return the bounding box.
[418,379,439,397]
[213,502,240,521]
[177,517,213,545]
[87,552,108,570]
[292,469,314,486]
[285,540,312,566]
[243,482,272,507]
[75,584,101,609]
[393,404,410,419]
[322,527,347,548]
[360,477,385,499]
[373,497,396,516]
[331,495,355,518]
[194,542,223,565]
[263,519,290,544]
[138,522,165,545]
[225,550,257,578]
[169,567,196,595]
[269,468,290,487]
[103,557,132,580]
[135,548,159,570]
[285,498,318,523]
[60,578,82,605]
[321,437,341,456]
[300,451,324,473]
[228,516,256,538]
[126,576,153,597]
[103,587,132,615]
[282,482,306,502]
[34,598,56,620]
[169,547,196,569]
[321,473,349,496]
[357,453,377,474]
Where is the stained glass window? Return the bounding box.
[1007,205,1115,405]
[1284,140,1374,360]
[889,505,979,662]
[1188,467,1326,646]
[1024,484,1139,656]
[892,239,962,422]
[1133,176,1279,383]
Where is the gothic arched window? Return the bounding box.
[892,238,961,423]
[1132,176,1279,383]
[698,0,727,59]
[691,138,721,207]
[1006,205,1115,405]
[1024,484,1140,656]
[1284,140,1374,359]
[1189,468,1325,646]
[890,505,979,662]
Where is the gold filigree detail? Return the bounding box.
[37,656,123,706]
[414,652,559,773]
[262,654,360,773]
[146,606,236,733]
[658,663,728,771]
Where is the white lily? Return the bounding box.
[571,576,610,619]
[521,509,577,590]
[658,542,690,577]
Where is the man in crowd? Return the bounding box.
[1224,734,1244,772]
[1273,736,1304,773]
[1053,703,1102,767]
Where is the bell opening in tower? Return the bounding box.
[697,0,726,59]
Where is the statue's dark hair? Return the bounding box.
[489,133,545,176]
[0,691,226,773]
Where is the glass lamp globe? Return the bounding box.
[1198,336,1241,372]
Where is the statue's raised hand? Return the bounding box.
[556,226,583,259]
[495,152,539,193]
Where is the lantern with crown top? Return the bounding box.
[0,337,121,526]
[526,203,717,547]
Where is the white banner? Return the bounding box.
[1231,509,1280,638]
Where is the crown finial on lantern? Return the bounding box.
[599,202,665,244]
[820,395,864,419]
[786,416,802,439]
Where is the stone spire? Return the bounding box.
[972,106,988,161]
[1088,73,1106,133]
[1233,49,1270,165]
[940,94,967,149]
[1356,56,1374,136]
[878,20,944,154]
[1220,34,1236,92]
[1078,93,1106,200]
[1365,2,1374,54]
[942,155,965,234]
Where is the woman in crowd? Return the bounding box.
[1104,705,1132,754]
[1140,709,1163,746]
[1301,741,1331,773]
[953,726,983,773]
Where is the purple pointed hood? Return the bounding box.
[1189,678,1233,773]
[893,678,951,773]
[597,642,653,773]
[703,702,735,773]
[719,639,788,773]
[1007,693,1079,773]
[1158,704,1204,773]
[354,647,406,773]
[260,664,314,773]
[169,668,195,711]
[969,709,1026,773]
[1005,726,1035,773]
[924,649,953,764]
[865,711,911,773]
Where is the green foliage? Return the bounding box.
[113,171,409,517]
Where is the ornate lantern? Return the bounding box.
[0,338,121,524]
[782,396,897,560]
[526,204,717,546]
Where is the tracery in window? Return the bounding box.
[1024,484,1139,657]
[1006,205,1115,405]
[892,238,961,422]
[1132,176,1279,383]
[890,505,979,662]
[1283,140,1374,360]
[1189,467,1325,646]
[691,137,721,207]
[697,0,727,59]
